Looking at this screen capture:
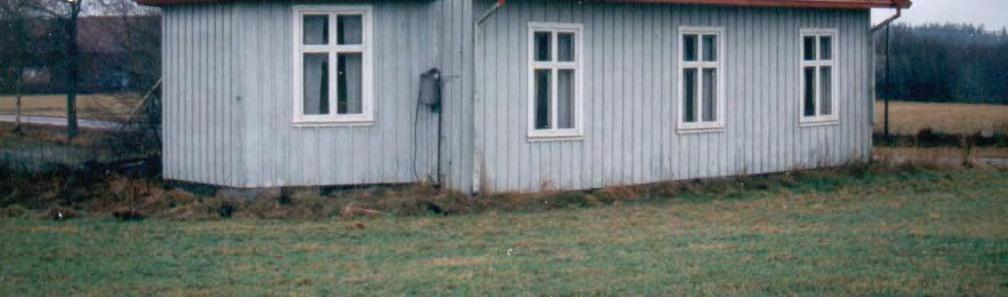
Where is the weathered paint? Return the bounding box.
[161,0,475,189]
[473,0,873,193]
[162,0,874,193]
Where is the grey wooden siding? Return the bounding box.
[162,0,475,188]
[163,0,873,193]
[473,0,873,193]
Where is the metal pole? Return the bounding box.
[884,23,891,143]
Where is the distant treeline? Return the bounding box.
[876,24,1008,104]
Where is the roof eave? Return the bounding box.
[136,0,912,10]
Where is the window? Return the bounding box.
[678,27,725,132]
[528,22,582,139]
[800,29,838,124]
[293,5,373,125]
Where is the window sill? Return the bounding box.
[677,125,725,135]
[293,120,375,128]
[527,133,584,142]
[799,119,839,128]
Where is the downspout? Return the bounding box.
[871,7,901,144]
[471,0,505,195]
[477,0,506,25]
[871,7,901,33]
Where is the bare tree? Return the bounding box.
[21,0,85,139]
[89,0,162,157]
[0,0,32,133]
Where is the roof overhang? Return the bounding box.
[599,0,910,9]
[136,0,911,9]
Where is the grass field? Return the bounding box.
[0,94,140,120]
[2,168,1007,295]
[874,101,1008,135]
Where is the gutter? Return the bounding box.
[871,7,902,32]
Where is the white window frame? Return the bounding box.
[292,5,374,126]
[677,26,726,133]
[527,22,584,140]
[799,28,839,125]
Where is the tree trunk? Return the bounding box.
[65,1,81,139]
[15,70,23,133]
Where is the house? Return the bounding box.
[138,0,911,194]
[0,16,160,93]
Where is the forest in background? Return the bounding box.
[876,23,1008,105]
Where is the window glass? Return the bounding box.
[801,31,837,121]
[294,8,372,124]
[303,53,329,115]
[683,68,697,123]
[819,66,832,115]
[803,36,817,61]
[534,32,552,62]
[529,24,581,137]
[337,53,362,115]
[803,66,816,117]
[337,15,362,45]
[558,70,575,129]
[819,36,832,60]
[702,68,717,121]
[683,34,698,62]
[303,15,328,45]
[558,33,575,62]
[534,69,552,129]
[702,35,717,62]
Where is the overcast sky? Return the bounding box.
[872,0,1008,30]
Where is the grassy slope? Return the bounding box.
[2,169,1008,296]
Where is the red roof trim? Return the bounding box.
[598,0,910,9]
[136,0,911,9]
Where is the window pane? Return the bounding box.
[683,34,698,62]
[303,53,329,115]
[820,66,832,116]
[683,68,697,123]
[337,53,363,115]
[803,36,817,61]
[534,32,551,62]
[702,35,717,62]
[803,66,816,117]
[337,15,363,45]
[303,15,328,45]
[702,68,717,122]
[819,36,832,60]
[558,70,575,129]
[558,33,575,62]
[534,69,551,129]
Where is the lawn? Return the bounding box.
[0,94,140,120]
[874,101,1008,135]
[2,168,1007,296]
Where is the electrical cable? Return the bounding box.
[412,89,423,182]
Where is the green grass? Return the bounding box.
[2,168,1008,296]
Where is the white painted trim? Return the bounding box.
[291,5,374,126]
[799,28,840,125]
[677,26,726,132]
[527,22,584,141]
